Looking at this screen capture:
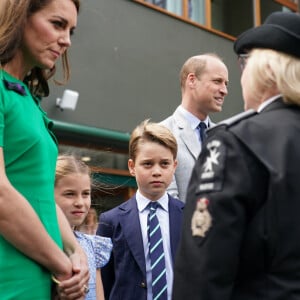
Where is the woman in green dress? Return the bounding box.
[0,0,89,299]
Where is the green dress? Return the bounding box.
[0,71,62,299]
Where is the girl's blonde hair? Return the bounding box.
[55,154,91,187]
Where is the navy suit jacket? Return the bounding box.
[97,194,184,300]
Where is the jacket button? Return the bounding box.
[140,282,146,288]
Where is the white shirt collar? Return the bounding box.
[258,94,282,112]
[178,105,209,130]
[136,189,169,213]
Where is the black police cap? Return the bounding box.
[234,11,300,59]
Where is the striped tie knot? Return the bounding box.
[149,201,159,214]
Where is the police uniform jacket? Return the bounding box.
[173,97,300,300]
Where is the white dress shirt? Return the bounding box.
[136,190,173,300]
[179,105,209,148]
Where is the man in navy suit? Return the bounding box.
[97,120,184,300]
[161,53,228,202]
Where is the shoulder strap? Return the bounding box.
[206,109,257,134]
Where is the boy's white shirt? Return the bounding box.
[136,189,173,300]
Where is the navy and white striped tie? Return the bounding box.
[147,202,168,300]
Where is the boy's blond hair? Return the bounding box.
[129,119,177,161]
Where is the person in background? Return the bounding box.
[0,0,89,299]
[77,207,99,235]
[97,120,184,300]
[55,155,113,300]
[173,11,300,300]
[161,53,228,202]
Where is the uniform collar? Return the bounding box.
[258,94,282,112]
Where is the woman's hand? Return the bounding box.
[53,249,89,300]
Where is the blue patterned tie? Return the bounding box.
[147,202,168,300]
[198,122,207,143]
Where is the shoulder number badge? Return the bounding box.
[191,198,212,237]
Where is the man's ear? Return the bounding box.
[187,73,196,87]
[128,159,135,176]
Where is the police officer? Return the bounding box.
[173,11,300,300]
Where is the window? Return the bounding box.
[53,120,137,211]
[189,0,206,25]
[145,0,184,16]
[261,0,293,23]
[135,0,298,39]
[211,0,253,37]
[58,144,137,212]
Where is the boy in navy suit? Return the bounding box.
[97,119,184,300]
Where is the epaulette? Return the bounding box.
[207,109,257,133]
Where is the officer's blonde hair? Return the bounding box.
[246,49,300,106]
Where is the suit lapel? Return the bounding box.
[119,197,146,275]
[173,108,200,160]
[168,196,183,264]
[180,125,200,159]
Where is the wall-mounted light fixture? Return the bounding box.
[56,89,79,111]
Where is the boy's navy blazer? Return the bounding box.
[97,194,184,300]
